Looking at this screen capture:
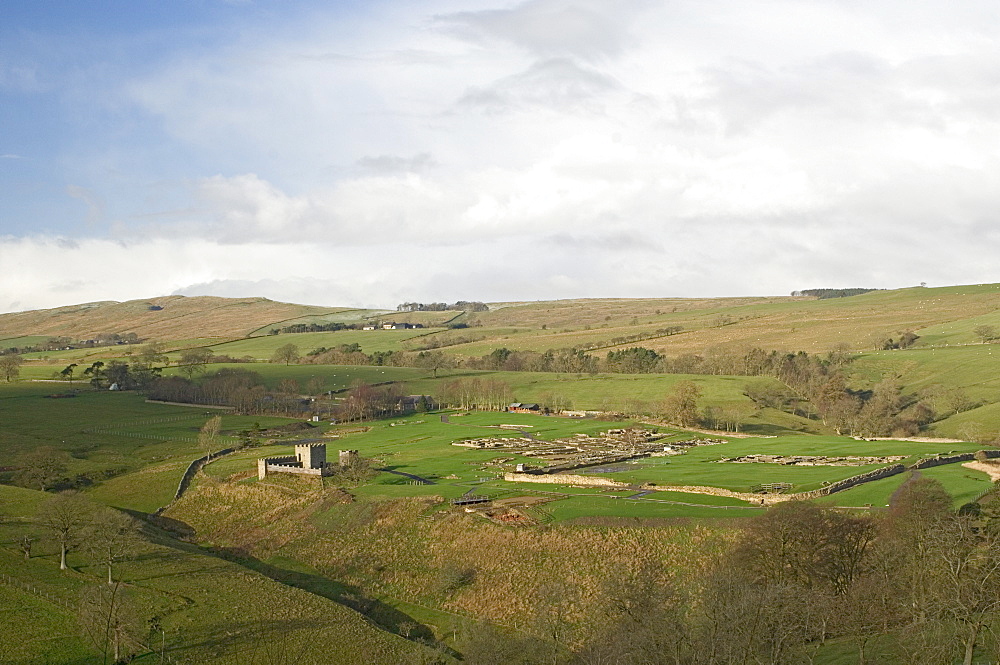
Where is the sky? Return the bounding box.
[2,0,1000,313]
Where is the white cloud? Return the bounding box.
[8,0,1000,311]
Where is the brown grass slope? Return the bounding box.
[6,283,1000,357]
[439,284,1000,356]
[0,295,337,340]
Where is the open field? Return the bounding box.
[204,329,432,358]
[0,334,52,349]
[246,307,390,336]
[2,374,988,516]
[165,362,430,391]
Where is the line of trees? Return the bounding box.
[790,288,881,299]
[397,301,489,312]
[267,321,351,335]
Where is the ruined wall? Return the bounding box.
[265,463,324,477]
[504,472,627,488]
[505,460,916,506]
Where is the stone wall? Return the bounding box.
[909,450,1000,469]
[155,447,235,514]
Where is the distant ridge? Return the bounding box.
[0,295,339,339]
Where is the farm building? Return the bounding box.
[508,403,540,413]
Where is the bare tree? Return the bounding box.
[20,534,35,559]
[660,380,701,427]
[417,350,454,378]
[277,378,301,396]
[199,415,222,461]
[85,509,141,585]
[79,582,144,664]
[38,492,92,570]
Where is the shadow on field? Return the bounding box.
[165,616,331,663]
[209,547,449,652]
[136,517,453,654]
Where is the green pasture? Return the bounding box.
[0,584,98,664]
[816,472,912,508]
[0,381,302,512]
[405,368,783,414]
[934,401,1000,438]
[586,434,981,494]
[920,463,994,506]
[916,314,1000,347]
[815,463,993,510]
[0,334,52,348]
[541,494,765,522]
[205,329,430,358]
[185,362,429,391]
[849,345,1000,401]
[246,307,387,336]
[202,410,986,513]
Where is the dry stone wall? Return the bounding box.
[910,450,1000,469]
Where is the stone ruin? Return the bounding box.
[452,427,693,474]
[719,454,905,466]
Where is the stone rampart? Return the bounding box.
[264,463,324,477]
[504,472,627,488]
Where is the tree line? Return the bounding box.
[397,301,490,312]
[790,288,881,299]
[264,341,954,437]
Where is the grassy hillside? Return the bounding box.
[8,283,1000,360]
[427,284,1000,357]
[0,295,338,340]
[0,485,432,665]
